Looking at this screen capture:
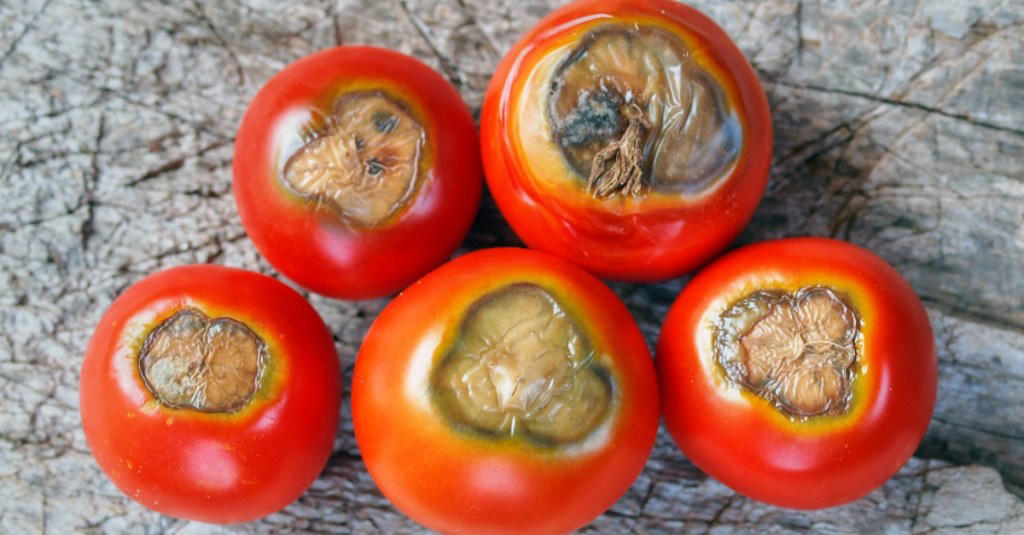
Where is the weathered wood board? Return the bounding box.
[1,0,1022,532]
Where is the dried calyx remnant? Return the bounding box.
[283,91,425,227]
[139,309,266,413]
[432,284,612,445]
[714,287,860,417]
[548,25,742,198]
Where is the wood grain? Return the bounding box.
[1,0,1021,532]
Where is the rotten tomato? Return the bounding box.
[234,47,481,299]
[352,248,659,534]
[481,0,772,281]
[657,238,937,508]
[79,265,341,523]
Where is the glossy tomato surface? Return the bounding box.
[80,265,341,523]
[234,47,481,299]
[481,0,772,281]
[352,248,659,534]
[657,238,937,508]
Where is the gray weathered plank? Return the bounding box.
[1,0,1021,533]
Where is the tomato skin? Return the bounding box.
[352,248,659,534]
[233,46,481,299]
[481,0,772,282]
[79,265,341,523]
[657,238,937,509]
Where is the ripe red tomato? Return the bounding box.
[79,265,341,523]
[657,238,937,508]
[234,47,481,299]
[352,248,659,534]
[480,0,772,282]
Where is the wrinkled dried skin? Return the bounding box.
[548,25,742,196]
[432,284,612,444]
[138,309,266,412]
[283,92,424,227]
[714,287,859,417]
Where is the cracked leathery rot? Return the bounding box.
[431,284,612,444]
[714,287,860,417]
[548,25,742,198]
[282,91,425,227]
[138,308,267,412]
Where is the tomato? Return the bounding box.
[352,248,659,534]
[79,265,341,523]
[656,238,937,509]
[480,0,772,282]
[234,47,481,299]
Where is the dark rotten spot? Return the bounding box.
[373,111,398,133]
[366,158,384,175]
[554,89,623,148]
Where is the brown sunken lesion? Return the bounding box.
[138,308,266,413]
[548,25,743,199]
[431,284,613,445]
[282,91,425,227]
[714,287,860,417]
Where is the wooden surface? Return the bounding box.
[1,0,1022,532]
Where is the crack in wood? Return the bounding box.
[931,416,1024,443]
[398,0,465,88]
[0,0,54,69]
[922,296,1024,334]
[127,139,232,186]
[769,79,1024,137]
[185,0,246,86]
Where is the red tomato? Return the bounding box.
[234,47,481,299]
[80,265,340,523]
[352,248,659,534]
[481,0,772,281]
[657,238,937,508]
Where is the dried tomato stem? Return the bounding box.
[586,102,650,198]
